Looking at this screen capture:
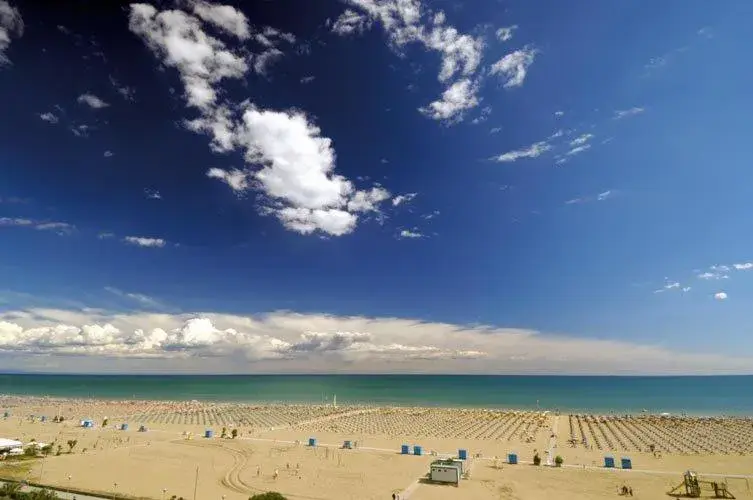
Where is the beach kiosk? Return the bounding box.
[430,460,461,485]
[507,452,518,465]
[413,445,423,456]
[458,449,468,460]
[308,437,317,447]
[401,444,410,455]
[204,429,214,438]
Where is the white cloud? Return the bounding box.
[144,188,161,200]
[614,107,645,119]
[489,126,502,134]
[733,262,753,271]
[300,75,315,84]
[206,167,249,192]
[330,9,372,36]
[495,25,517,42]
[123,236,166,248]
[392,193,417,206]
[39,112,59,124]
[103,150,113,157]
[190,0,250,40]
[398,229,423,239]
[420,78,479,122]
[0,308,751,374]
[131,2,388,237]
[77,93,109,109]
[98,232,115,239]
[0,0,23,65]
[0,217,75,234]
[569,133,593,147]
[104,287,165,310]
[554,111,564,117]
[339,0,484,122]
[493,140,551,163]
[714,292,728,300]
[566,144,591,156]
[128,3,248,110]
[489,46,537,88]
[596,190,612,201]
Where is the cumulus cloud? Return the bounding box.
[714,292,728,300]
[123,236,166,248]
[489,46,537,88]
[0,308,750,374]
[495,25,517,42]
[130,2,390,236]
[614,107,645,119]
[144,188,161,200]
[493,140,551,163]
[420,78,479,122]
[337,0,484,122]
[0,0,23,65]
[77,93,109,109]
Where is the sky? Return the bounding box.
[1,0,753,374]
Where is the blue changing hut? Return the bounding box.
[604,455,615,468]
[413,445,423,456]
[205,429,214,438]
[458,449,468,460]
[120,423,129,431]
[82,419,94,428]
[621,457,632,469]
[40,416,47,422]
[401,444,410,455]
[308,437,317,447]
[508,453,518,465]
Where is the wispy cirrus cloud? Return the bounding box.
[613,107,645,120]
[0,217,75,235]
[493,140,551,163]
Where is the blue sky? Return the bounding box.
[1,0,752,374]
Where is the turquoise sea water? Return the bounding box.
[0,374,751,416]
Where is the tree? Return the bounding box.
[249,493,287,500]
[231,429,238,439]
[66,439,77,453]
[532,452,541,466]
[554,455,563,467]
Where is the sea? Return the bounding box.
[1,374,751,416]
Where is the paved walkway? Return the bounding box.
[0,480,112,500]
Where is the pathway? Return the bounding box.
[0,480,110,500]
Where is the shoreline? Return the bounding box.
[2,393,751,418]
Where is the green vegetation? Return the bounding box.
[66,440,77,453]
[248,493,287,500]
[532,452,541,466]
[0,483,59,499]
[555,455,564,466]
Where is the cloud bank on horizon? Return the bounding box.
[1,0,752,374]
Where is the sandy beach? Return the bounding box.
[1,396,752,499]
